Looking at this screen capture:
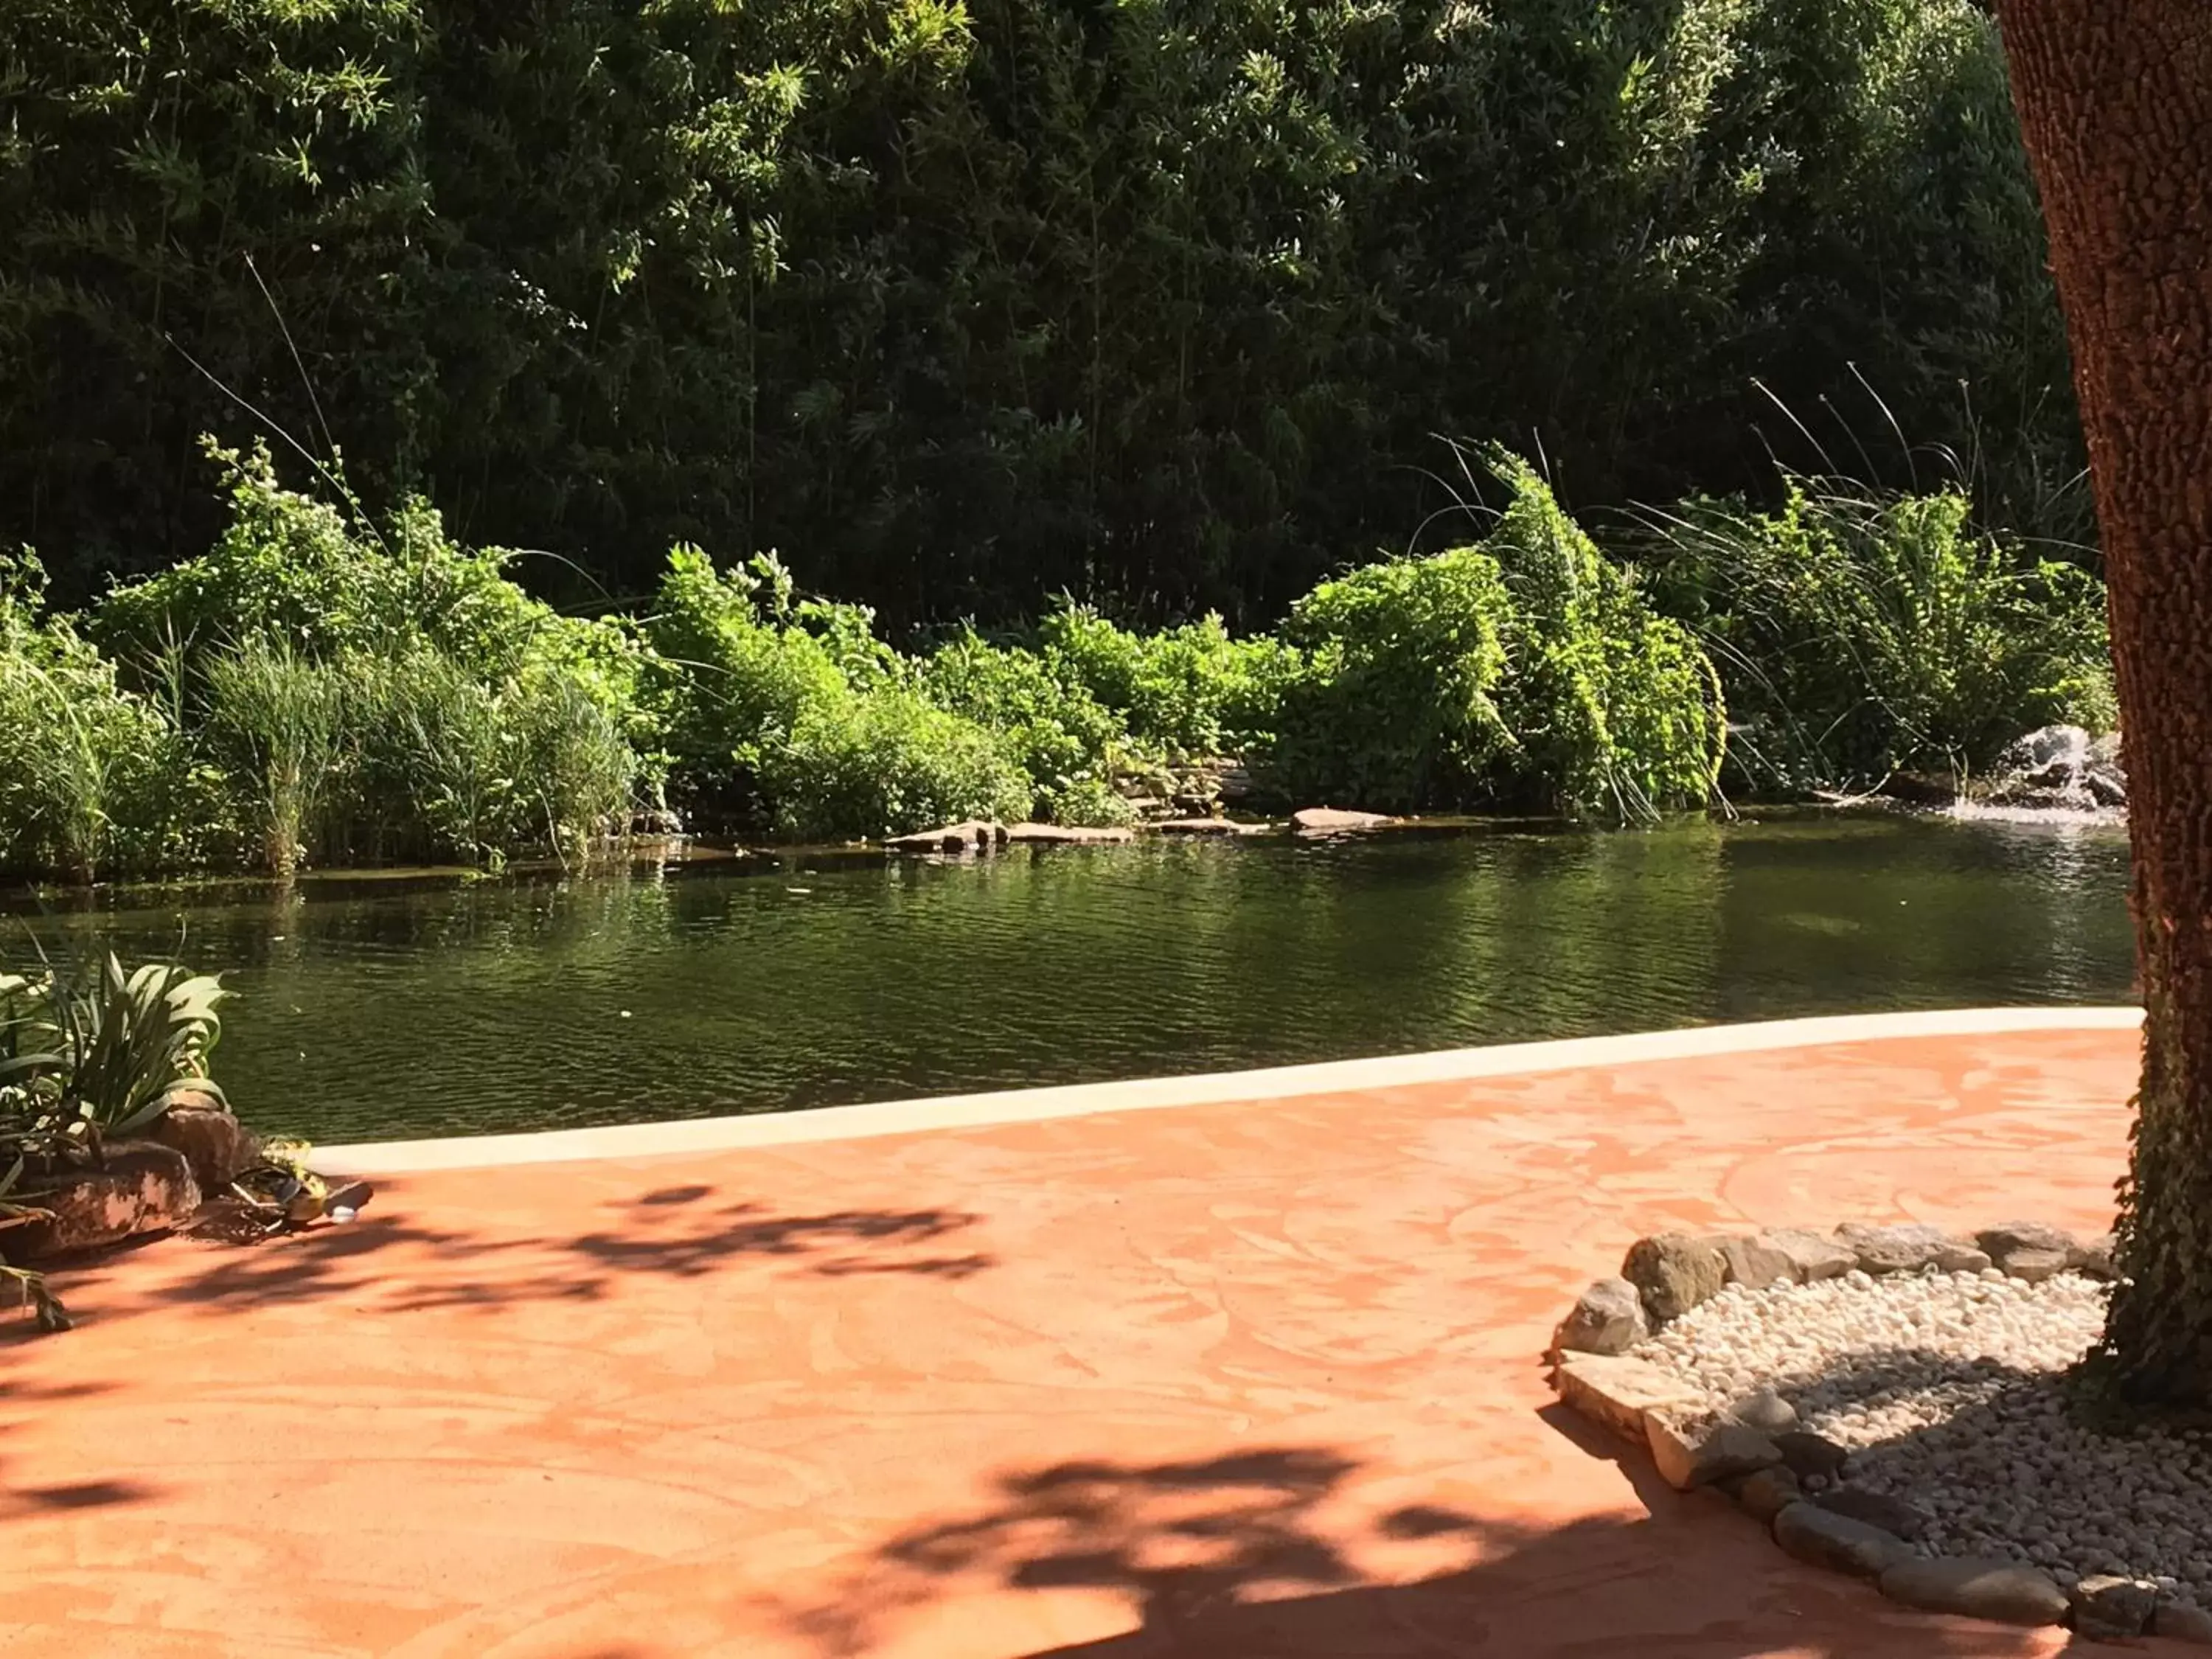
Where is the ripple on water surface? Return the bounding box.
[1,812,2135,1142]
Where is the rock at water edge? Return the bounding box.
[1290,807,1394,833]
[1878,1558,2068,1627]
[886,820,1000,853]
[1772,1502,1911,1579]
[1621,1232,1727,1324]
[1553,1277,1649,1357]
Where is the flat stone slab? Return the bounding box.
[885,819,1004,852]
[1879,1557,2068,1627]
[1553,1352,1711,1444]
[1001,822,1136,844]
[1290,807,1395,833]
[1147,818,1268,837]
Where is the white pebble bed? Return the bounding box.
[1630,1267,2212,1606]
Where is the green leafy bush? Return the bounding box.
[1271,455,1725,818]
[647,548,1034,839]
[0,554,200,880]
[918,630,1127,809]
[1272,549,1514,813]
[1037,606,1296,757]
[1646,479,2116,790]
[0,954,227,1138]
[81,446,653,872]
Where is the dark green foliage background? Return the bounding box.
[1,0,2074,624]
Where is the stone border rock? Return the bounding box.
[7,1100,261,1260]
[1547,1220,2206,1644]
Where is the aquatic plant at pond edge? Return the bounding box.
[1642,476,2116,793]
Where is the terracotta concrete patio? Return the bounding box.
[0,1017,2162,1658]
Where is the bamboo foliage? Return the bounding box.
[1,0,2073,623]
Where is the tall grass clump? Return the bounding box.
[1644,476,2115,792]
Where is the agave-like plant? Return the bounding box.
[1,953,229,1141]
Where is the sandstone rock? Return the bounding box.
[1290,807,1395,834]
[1993,1246,2073,1283]
[142,1101,260,1192]
[1976,1220,2080,1258]
[1149,818,1262,837]
[1717,1234,1792,1290]
[1877,1557,2068,1627]
[2154,1601,2212,1645]
[1002,823,1135,844]
[1734,1467,1801,1523]
[1731,1388,1798,1434]
[1622,1232,1728,1324]
[2070,1232,2119,1280]
[1553,1277,1648,1357]
[1834,1221,1953,1274]
[2070,1576,2157,1641]
[1810,1486,1929,1541]
[1773,1501,1911,1579]
[1750,1228,1857,1284]
[1934,1240,1993,1273]
[1772,1430,1851,1481]
[1646,1416,1781,1492]
[13,1144,203,1259]
[1552,1352,1707,1444]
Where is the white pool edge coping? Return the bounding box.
[307,1005,2144,1175]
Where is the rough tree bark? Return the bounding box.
[1992,3,2212,1402]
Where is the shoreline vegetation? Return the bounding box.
[1,440,2113,887]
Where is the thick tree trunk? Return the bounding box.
[1992,4,2212,1402]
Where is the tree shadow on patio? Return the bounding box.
[786,1397,2106,1659]
[21,1181,995,1320]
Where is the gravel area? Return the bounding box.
[1628,1267,2212,1607]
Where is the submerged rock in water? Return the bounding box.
[1966,725,2126,815]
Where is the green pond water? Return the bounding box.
[2,812,2135,1144]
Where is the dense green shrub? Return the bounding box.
[646,547,1035,839]
[0,554,206,880]
[1271,456,1725,818]
[1647,479,2116,791]
[1036,606,1298,758]
[1,0,2075,625]
[917,633,1133,824]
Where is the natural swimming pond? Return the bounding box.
[3,812,2135,1144]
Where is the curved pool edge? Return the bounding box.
[308,1004,2145,1175]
